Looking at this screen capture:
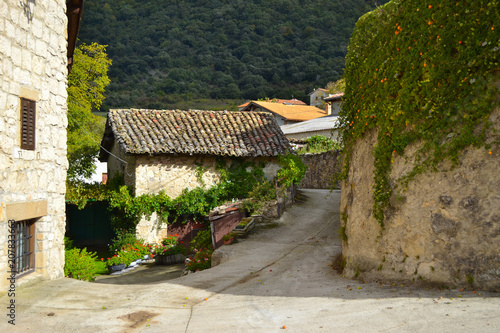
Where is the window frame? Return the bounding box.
[20,97,36,150]
[13,219,36,276]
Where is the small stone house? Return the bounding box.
[308,88,329,107]
[99,109,292,242]
[0,0,84,292]
[323,92,343,117]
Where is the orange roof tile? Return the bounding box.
[243,101,327,122]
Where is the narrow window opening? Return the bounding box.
[14,219,36,276]
[20,98,36,150]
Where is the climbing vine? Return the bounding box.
[339,0,499,226]
[68,155,307,230]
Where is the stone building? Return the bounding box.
[99,109,292,242]
[0,0,84,292]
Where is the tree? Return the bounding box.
[67,42,111,181]
[326,78,345,94]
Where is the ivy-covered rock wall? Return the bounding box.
[339,0,499,290]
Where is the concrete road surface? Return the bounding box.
[1,189,499,332]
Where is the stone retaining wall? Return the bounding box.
[300,150,341,189]
[340,107,500,291]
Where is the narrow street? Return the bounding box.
[2,189,499,332]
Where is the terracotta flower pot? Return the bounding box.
[223,237,235,245]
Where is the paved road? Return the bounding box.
[2,189,499,332]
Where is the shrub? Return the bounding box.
[154,235,187,256]
[64,236,74,250]
[109,228,141,253]
[277,153,307,188]
[298,135,341,154]
[186,248,213,272]
[222,232,237,241]
[189,229,213,252]
[64,247,99,282]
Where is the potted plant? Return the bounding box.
[232,217,255,236]
[105,255,127,272]
[222,232,237,245]
[155,235,187,265]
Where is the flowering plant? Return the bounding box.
[222,232,237,241]
[119,241,153,259]
[186,248,213,272]
[104,253,128,267]
[154,235,186,256]
[161,235,180,247]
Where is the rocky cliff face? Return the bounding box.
[340,107,500,291]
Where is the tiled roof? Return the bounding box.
[238,99,306,108]
[100,109,292,158]
[281,116,340,135]
[308,88,329,95]
[324,92,344,101]
[242,101,327,121]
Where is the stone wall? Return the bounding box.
[300,150,341,189]
[340,107,500,291]
[0,0,68,292]
[108,141,136,188]
[109,153,280,243]
[135,154,222,197]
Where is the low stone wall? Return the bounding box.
[300,150,341,189]
[340,108,500,291]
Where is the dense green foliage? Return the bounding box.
[108,228,143,253]
[190,230,213,252]
[298,135,342,154]
[64,247,99,281]
[277,153,308,187]
[340,0,499,226]
[67,155,307,230]
[154,235,187,256]
[77,0,387,110]
[67,42,111,181]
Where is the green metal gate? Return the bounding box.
[66,201,115,247]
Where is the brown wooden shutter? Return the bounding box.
[20,98,36,150]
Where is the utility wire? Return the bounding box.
[68,113,134,177]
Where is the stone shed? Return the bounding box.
[99,109,292,242]
[0,0,84,292]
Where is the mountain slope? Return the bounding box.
[78,0,388,110]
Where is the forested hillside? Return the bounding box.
[78,0,388,110]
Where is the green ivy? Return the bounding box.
[297,135,342,154]
[340,0,499,226]
[277,153,307,188]
[68,155,307,230]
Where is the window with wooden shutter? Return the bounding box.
[20,98,36,150]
